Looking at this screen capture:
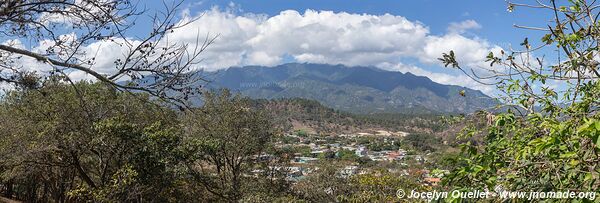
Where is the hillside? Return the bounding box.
[253,98,448,135]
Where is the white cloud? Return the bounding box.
[5,8,503,93]
[81,38,143,76]
[249,10,429,66]
[67,70,97,82]
[168,8,262,70]
[378,62,496,95]
[420,34,503,70]
[37,0,118,26]
[169,8,430,69]
[165,9,502,93]
[1,37,140,82]
[447,19,481,34]
[1,39,53,74]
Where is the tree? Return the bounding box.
[340,171,423,202]
[403,133,440,152]
[439,0,600,198]
[291,162,354,202]
[183,89,276,202]
[337,149,359,161]
[0,80,186,202]
[0,0,214,107]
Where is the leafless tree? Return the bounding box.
[0,0,215,108]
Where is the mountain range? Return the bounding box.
[204,63,496,114]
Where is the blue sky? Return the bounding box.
[184,0,554,47]
[4,0,561,95]
[151,0,556,94]
[193,0,544,39]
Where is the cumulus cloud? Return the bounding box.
[419,33,503,69]
[168,8,430,69]
[1,37,139,82]
[1,39,53,73]
[447,19,481,34]
[7,7,503,93]
[378,62,496,94]
[166,9,502,94]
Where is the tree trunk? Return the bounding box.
[70,151,97,188]
[4,180,13,199]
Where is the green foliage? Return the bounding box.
[341,173,421,202]
[0,82,443,202]
[438,50,459,68]
[428,151,463,171]
[447,82,600,192]
[292,161,426,203]
[257,97,452,135]
[442,1,600,201]
[67,164,139,202]
[403,133,442,152]
[292,163,353,202]
[0,80,186,202]
[336,149,359,161]
[183,89,282,202]
[296,129,308,137]
[301,148,313,158]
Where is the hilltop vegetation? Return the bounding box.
[254,98,450,135]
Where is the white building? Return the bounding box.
[355,146,367,157]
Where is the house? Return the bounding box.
[294,157,319,164]
[386,151,403,161]
[355,146,367,157]
[340,165,359,178]
[398,149,407,156]
[310,150,326,156]
[424,177,441,186]
[282,166,305,182]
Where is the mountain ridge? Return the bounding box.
[204,63,496,114]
